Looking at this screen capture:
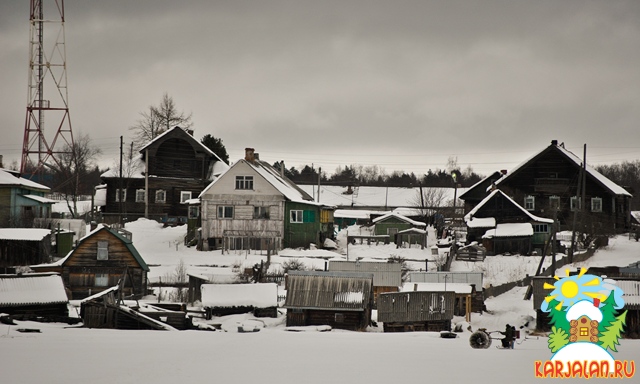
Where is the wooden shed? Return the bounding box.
[408,271,485,314]
[370,213,426,245]
[200,283,278,319]
[284,271,374,331]
[0,228,52,273]
[32,225,149,300]
[377,290,456,332]
[0,272,69,320]
[328,260,401,305]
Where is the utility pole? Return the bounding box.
[569,144,586,263]
[119,136,123,225]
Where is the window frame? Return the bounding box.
[218,205,234,219]
[549,195,560,210]
[180,191,192,203]
[155,189,166,203]
[591,197,603,213]
[95,273,109,287]
[290,210,303,223]
[115,188,126,203]
[524,195,535,211]
[235,176,254,190]
[570,196,581,211]
[97,241,109,260]
[135,189,145,203]
[253,206,270,220]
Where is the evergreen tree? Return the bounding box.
[201,134,229,164]
[549,326,569,353]
[598,291,619,334]
[546,298,570,332]
[599,310,628,352]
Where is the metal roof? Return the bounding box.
[329,261,402,287]
[284,271,373,311]
[0,273,68,306]
[408,271,483,291]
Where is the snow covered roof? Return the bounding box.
[23,195,57,204]
[565,300,603,322]
[398,228,427,234]
[408,271,483,290]
[495,142,632,197]
[334,209,387,220]
[464,189,554,224]
[465,217,496,228]
[483,223,533,238]
[200,158,327,206]
[299,185,467,209]
[200,283,278,308]
[139,127,222,161]
[371,212,426,226]
[401,282,473,294]
[329,260,402,287]
[0,168,50,191]
[0,273,68,306]
[0,228,51,241]
[94,185,107,206]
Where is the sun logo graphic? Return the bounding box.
[534,268,635,379]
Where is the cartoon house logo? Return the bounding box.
[535,267,635,379]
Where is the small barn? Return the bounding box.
[200,283,278,319]
[0,273,69,320]
[187,271,237,304]
[0,228,52,273]
[32,225,149,300]
[401,282,475,321]
[284,271,374,331]
[328,260,401,304]
[377,290,456,332]
[407,271,485,314]
[370,213,426,245]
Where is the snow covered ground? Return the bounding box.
[2,219,639,383]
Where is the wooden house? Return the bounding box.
[464,189,554,255]
[0,168,56,227]
[407,271,485,314]
[328,260,401,304]
[284,271,374,331]
[32,226,149,300]
[199,148,335,251]
[0,228,52,273]
[369,213,426,245]
[200,283,278,319]
[0,273,68,319]
[377,290,456,332]
[458,171,506,213]
[467,140,632,233]
[99,127,229,224]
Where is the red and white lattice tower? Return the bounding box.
[21,0,74,176]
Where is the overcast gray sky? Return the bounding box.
[1,0,639,177]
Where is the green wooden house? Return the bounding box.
[370,213,426,245]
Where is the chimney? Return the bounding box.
[254,153,260,161]
[551,140,558,146]
[186,129,194,136]
[245,148,255,162]
[0,155,3,168]
[500,169,507,175]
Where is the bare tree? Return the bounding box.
[130,93,193,148]
[55,134,102,218]
[412,187,448,218]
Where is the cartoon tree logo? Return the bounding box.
[541,268,627,354]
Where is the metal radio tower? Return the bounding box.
[21,0,75,177]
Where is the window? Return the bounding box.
[591,197,602,213]
[533,224,548,233]
[97,241,108,260]
[235,176,254,190]
[334,313,344,323]
[218,206,234,219]
[570,196,581,211]
[115,189,126,202]
[580,327,589,337]
[524,195,535,211]
[155,189,166,203]
[254,206,270,219]
[95,273,109,287]
[290,210,303,223]
[549,196,560,210]
[180,191,192,203]
[188,206,199,219]
[136,189,145,203]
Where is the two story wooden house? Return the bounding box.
[461,140,632,234]
[99,127,228,224]
[199,148,335,251]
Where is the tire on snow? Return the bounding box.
[469,330,492,349]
